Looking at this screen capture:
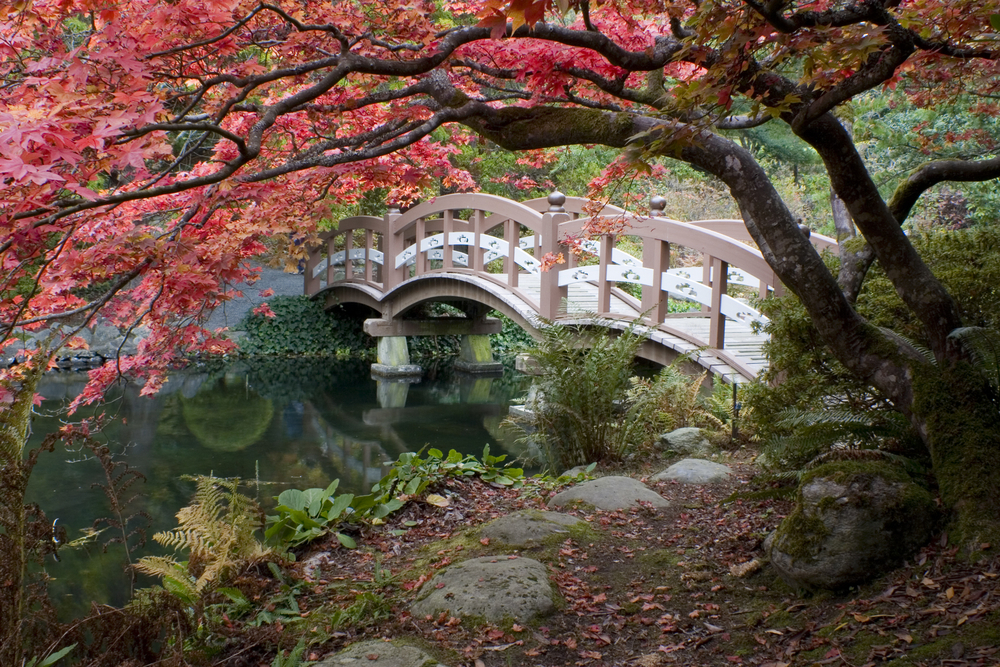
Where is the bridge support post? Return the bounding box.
[540,192,570,319]
[371,336,422,378]
[454,334,504,374]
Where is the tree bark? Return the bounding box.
[0,367,42,665]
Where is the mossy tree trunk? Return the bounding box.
[0,367,43,665]
[911,365,1000,548]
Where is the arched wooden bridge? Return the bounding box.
[304,192,836,383]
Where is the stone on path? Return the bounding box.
[480,509,585,547]
[547,476,670,511]
[411,556,555,623]
[316,639,447,667]
[652,458,732,485]
[657,427,712,457]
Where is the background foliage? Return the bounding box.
[238,297,373,357]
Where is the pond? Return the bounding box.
[25,357,528,618]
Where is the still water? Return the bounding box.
[25,357,527,616]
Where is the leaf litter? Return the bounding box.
[219,452,1000,667]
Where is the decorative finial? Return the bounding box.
[650,195,667,217]
[798,223,811,238]
[387,203,401,215]
[547,190,566,212]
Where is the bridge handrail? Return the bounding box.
[521,195,627,218]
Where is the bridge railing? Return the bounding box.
[303,192,836,371]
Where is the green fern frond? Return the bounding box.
[762,407,913,469]
[950,326,1000,391]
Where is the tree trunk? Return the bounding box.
[911,364,1000,547]
[0,368,42,665]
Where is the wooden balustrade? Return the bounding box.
[302,192,837,378]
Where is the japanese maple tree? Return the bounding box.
[3,0,1000,655]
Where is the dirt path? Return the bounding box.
[253,452,999,667]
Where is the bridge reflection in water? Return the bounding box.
[305,192,836,384]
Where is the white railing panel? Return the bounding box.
[666,266,759,290]
[558,265,600,286]
[722,296,767,325]
[514,247,540,274]
[420,233,445,252]
[395,243,418,269]
[661,272,714,306]
[576,239,642,268]
[416,249,470,266]
[660,272,767,324]
[449,231,476,246]
[612,248,642,268]
[606,264,654,286]
[478,234,509,263]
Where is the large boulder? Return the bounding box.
[652,458,732,485]
[765,461,939,590]
[657,427,713,457]
[547,476,670,511]
[411,556,555,623]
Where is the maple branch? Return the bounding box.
[911,35,998,60]
[581,1,598,32]
[889,156,1000,223]
[563,88,622,111]
[717,114,772,130]
[257,3,350,50]
[792,44,911,132]
[799,113,963,357]
[560,65,664,108]
[146,5,268,58]
[1,260,151,331]
[669,17,693,39]
[839,155,1000,302]
[242,104,470,182]
[525,22,684,71]
[743,0,891,34]
[451,59,520,81]
[469,77,533,101]
[120,123,248,157]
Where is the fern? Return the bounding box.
[760,407,915,470]
[136,476,283,602]
[949,326,1000,395]
[510,317,648,469]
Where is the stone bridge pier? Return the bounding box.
[364,304,505,378]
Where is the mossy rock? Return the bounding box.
[547,476,671,511]
[766,460,939,591]
[410,555,556,623]
[316,639,449,667]
[479,509,585,548]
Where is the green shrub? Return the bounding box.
[508,320,648,470]
[238,296,372,356]
[745,226,1000,469]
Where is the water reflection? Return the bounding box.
[26,357,526,617]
